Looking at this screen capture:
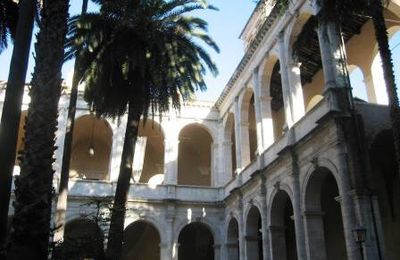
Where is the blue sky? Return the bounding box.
[0,0,256,101]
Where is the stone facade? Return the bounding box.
[1,0,400,259]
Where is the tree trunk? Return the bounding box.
[6,0,69,258]
[53,0,88,244]
[105,101,142,260]
[370,0,400,187]
[0,0,35,252]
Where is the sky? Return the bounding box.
[0,0,257,102]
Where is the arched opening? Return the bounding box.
[134,119,165,185]
[227,218,239,260]
[178,222,214,260]
[178,124,212,186]
[246,206,263,260]
[348,65,368,101]
[304,168,346,260]
[70,115,112,180]
[370,130,400,259]
[371,27,400,105]
[270,61,285,139]
[55,218,104,259]
[270,190,297,260]
[122,220,161,260]
[225,113,237,177]
[14,110,27,174]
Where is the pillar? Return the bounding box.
[252,67,265,154]
[258,95,275,149]
[234,97,243,171]
[222,141,234,181]
[288,61,305,122]
[260,182,271,260]
[289,151,307,260]
[277,31,295,128]
[164,137,178,185]
[336,150,362,260]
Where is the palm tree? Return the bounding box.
[53,0,88,245]
[67,0,219,258]
[0,0,36,253]
[0,0,18,54]
[6,0,70,258]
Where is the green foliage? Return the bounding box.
[66,0,219,120]
[0,0,18,53]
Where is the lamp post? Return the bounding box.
[352,226,367,260]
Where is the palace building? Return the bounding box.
[1,0,400,259]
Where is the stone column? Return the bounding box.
[234,97,243,171]
[288,61,305,122]
[211,143,219,186]
[336,151,362,260]
[303,210,327,260]
[277,32,295,128]
[316,19,337,90]
[164,137,179,185]
[222,141,234,181]
[260,182,271,260]
[109,117,126,182]
[259,96,275,149]
[269,225,287,260]
[238,198,246,260]
[252,67,265,154]
[363,67,378,103]
[289,152,307,260]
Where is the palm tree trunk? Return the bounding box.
[53,0,88,244]
[106,101,142,260]
[6,0,69,258]
[370,0,400,186]
[0,0,35,252]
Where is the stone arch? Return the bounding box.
[370,129,400,258]
[245,205,263,260]
[177,221,215,260]
[239,87,258,164]
[303,166,346,260]
[178,123,213,186]
[122,220,161,260]
[136,119,165,185]
[286,11,314,59]
[70,115,113,180]
[55,218,104,259]
[269,189,297,260]
[224,112,237,176]
[226,217,240,260]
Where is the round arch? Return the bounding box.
[70,115,113,180]
[122,220,161,260]
[269,189,297,260]
[178,222,215,260]
[56,218,104,259]
[178,123,213,186]
[303,166,346,260]
[226,217,240,260]
[245,205,264,260]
